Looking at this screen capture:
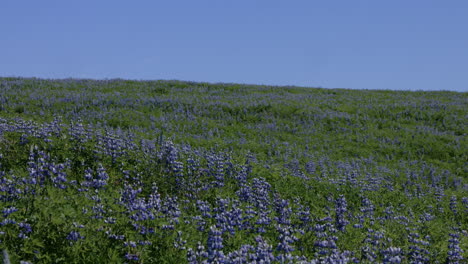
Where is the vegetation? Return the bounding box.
[0,77,466,263]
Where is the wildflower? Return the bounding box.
[66,231,84,241]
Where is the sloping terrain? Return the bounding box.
[0,77,466,263]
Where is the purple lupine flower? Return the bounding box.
[361,229,387,262]
[19,134,29,145]
[305,160,316,174]
[171,160,185,187]
[226,244,255,263]
[49,162,68,189]
[285,159,309,180]
[461,197,468,212]
[251,236,275,263]
[138,240,152,246]
[125,253,139,261]
[207,226,223,250]
[2,207,18,217]
[234,165,249,184]
[407,231,430,263]
[295,201,312,232]
[447,232,464,263]
[360,197,375,219]
[186,155,200,174]
[196,200,212,218]
[186,248,198,264]
[66,231,84,241]
[81,164,109,190]
[161,196,180,227]
[91,202,106,219]
[450,196,458,214]
[173,231,187,250]
[120,184,142,206]
[1,218,17,225]
[95,129,131,163]
[192,215,206,232]
[419,211,435,223]
[18,222,32,238]
[0,176,23,202]
[276,225,297,254]
[158,140,178,165]
[104,217,116,224]
[206,153,227,188]
[96,164,109,186]
[382,247,404,263]
[207,226,224,262]
[124,241,137,248]
[251,177,272,210]
[241,205,256,231]
[275,252,294,263]
[106,232,125,240]
[274,197,292,225]
[226,201,244,232]
[187,241,209,264]
[317,249,353,264]
[69,119,90,144]
[19,222,32,233]
[44,116,62,137]
[335,195,349,232]
[315,236,338,254]
[434,185,445,213]
[236,183,252,202]
[27,148,49,186]
[255,212,272,233]
[26,148,69,189]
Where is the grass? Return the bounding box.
[0,77,466,263]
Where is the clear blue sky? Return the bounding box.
[1,0,467,91]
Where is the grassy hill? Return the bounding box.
[0,77,466,263]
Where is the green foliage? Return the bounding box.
[0,78,467,262]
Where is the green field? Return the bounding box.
[0,77,466,263]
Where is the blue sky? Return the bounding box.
[1,0,467,91]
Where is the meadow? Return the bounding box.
[0,77,466,263]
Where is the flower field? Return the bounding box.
[0,77,466,263]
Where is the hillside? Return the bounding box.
[0,77,467,263]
